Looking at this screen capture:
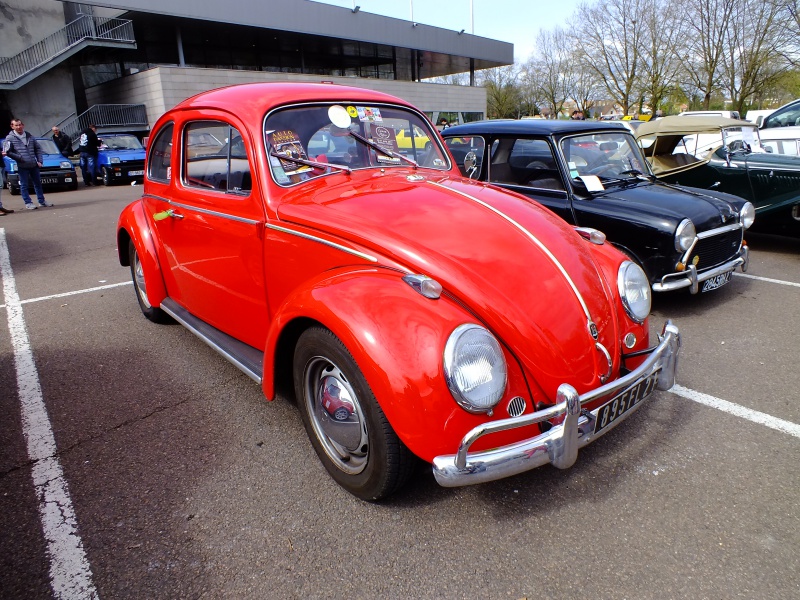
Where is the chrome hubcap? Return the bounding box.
[303,356,368,475]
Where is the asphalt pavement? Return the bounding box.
[0,182,798,599]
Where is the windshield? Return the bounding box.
[38,139,60,155]
[674,126,764,157]
[100,134,144,150]
[560,132,650,183]
[264,103,449,185]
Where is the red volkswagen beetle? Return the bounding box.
[117,83,681,500]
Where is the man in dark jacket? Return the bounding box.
[51,126,73,158]
[78,124,100,186]
[3,118,52,209]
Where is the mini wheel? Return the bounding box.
[293,327,415,501]
[102,167,113,186]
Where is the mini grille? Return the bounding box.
[507,396,527,418]
[692,229,742,269]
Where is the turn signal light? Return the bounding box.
[676,262,686,272]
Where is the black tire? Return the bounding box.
[102,167,112,186]
[293,327,415,501]
[9,183,19,196]
[128,240,171,323]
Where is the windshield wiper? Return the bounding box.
[348,131,419,168]
[618,168,653,181]
[268,150,352,175]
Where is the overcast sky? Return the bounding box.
[312,0,583,61]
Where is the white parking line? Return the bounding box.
[0,230,99,599]
[670,384,800,439]
[0,281,132,310]
[734,273,800,288]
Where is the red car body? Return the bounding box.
[117,82,680,500]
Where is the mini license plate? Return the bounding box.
[594,370,660,434]
[701,270,733,292]
[41,177,59,184]
[128,170,144,176]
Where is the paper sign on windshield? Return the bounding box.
[578,175,605,191]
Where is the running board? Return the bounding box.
[159,298,264,384]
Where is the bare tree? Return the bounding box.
[527,27,573,118]
[720,0,788,112]
[423,72,471,86]
[477,65,522,118]
[638,0,684,113]
[679,0,736,109]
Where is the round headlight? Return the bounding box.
[618,261,651,323]
[740,202,755,230]
[443,324,507,414]
[674,219,696,253]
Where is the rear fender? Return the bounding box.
[117,201,168,308]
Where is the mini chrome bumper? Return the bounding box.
[432,320,681,488]
[653,246,749,293]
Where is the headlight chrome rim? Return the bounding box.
[740,202,755,230]
[618,261,651,324]
[443,324,507,414]
[674,218,696,253]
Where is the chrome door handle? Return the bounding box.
[153,209,184,220]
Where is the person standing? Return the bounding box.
[78,123,100,186]
[3,118,52,210]
[52,126,73,158]
[0,145,13,216]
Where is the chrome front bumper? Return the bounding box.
[653,246,749,293]
[432,320,681,488]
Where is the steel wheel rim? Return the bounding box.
[133,251,152,308]
[303,356,369,475]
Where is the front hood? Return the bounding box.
[589,180,744,231]
[277,171,624,396]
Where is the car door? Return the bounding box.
[486,137,572,221]
[145,116,268,350]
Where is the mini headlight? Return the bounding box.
[674,219,696,253]
[618,261,651,323]
[740,202,755,230]
[443,324,507,414]
[60,161,72,169]
[110,157,121,164]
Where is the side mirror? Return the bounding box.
[464,151,478,179]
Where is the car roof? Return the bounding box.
[442,119,629,137]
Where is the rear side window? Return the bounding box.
[147,123,173,182]
[489,138,564,190]
[183,121,252,195]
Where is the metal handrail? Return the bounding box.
[44,104,149,147]
[0,16,135,84]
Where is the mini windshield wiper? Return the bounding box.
[348,130,419,168]
[618,168,653,181]
[268,150,352,174]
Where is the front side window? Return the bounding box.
[264,103,450,186]
[183,121,251,194]
[444,136,485,178]
[147,123,174,182]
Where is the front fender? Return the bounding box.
[262,267,533,462]
[117,200,168,308]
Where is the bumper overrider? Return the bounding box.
[432,320,681,487]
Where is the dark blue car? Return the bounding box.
[4,138,77,194]
[96,133,146,185]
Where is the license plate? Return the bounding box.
[41,177,59,184]
[701,270,733,292]
[594,370,660,434]
[128,170,144,176]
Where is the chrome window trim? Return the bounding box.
[266,223,378,263]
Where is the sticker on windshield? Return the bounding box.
[356,106,383,122]
[370,125,400,163]
[267,130,312,176]
[346,105,359,118]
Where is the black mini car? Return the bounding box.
[443,120,754,294]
